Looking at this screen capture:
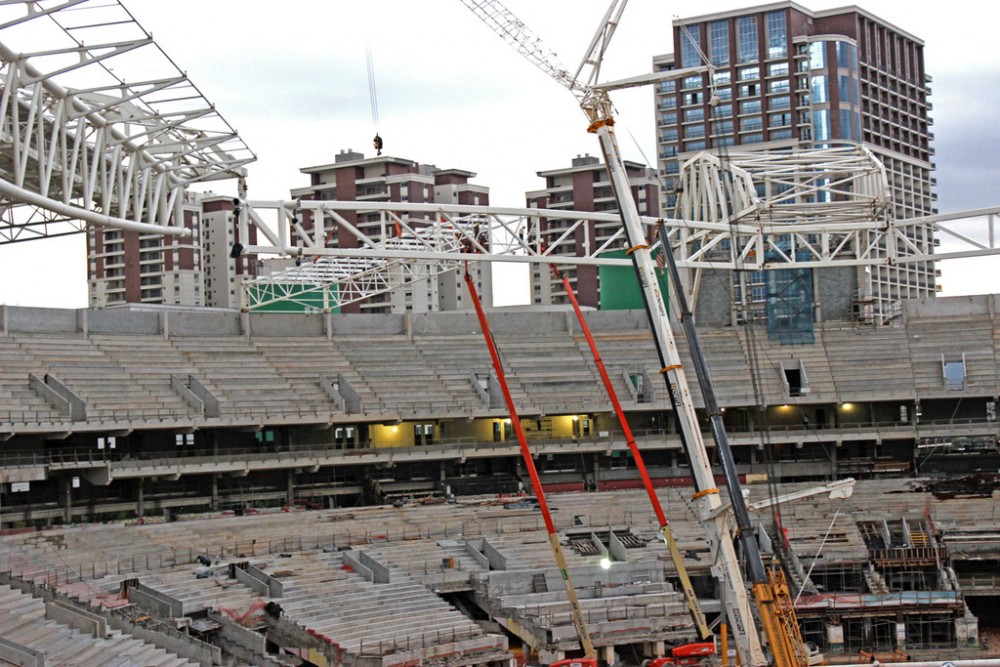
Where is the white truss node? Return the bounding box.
[0,0,254,244]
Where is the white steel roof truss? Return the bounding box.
[0,0,255,243]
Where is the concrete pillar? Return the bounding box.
[956,611,978,646]
[826,620,844,653]
[136,477,144,519]
[646,640,666,658]
[599,645,616,665]
[210,474,219,511]
[538,649,563,665]
[63,476,72,523]
[592,452,600,491]
[287,469,295,505]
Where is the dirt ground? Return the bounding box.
[979,625,1000,656]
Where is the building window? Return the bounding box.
[739,65,760,81]
[811,75,829,103]
[737,16,758,64]
[709,20,729,66]
[680,25,702,67]
[766,11,787,59]
[682,75,703,89]
[660,111,677,125]
[713,103,733,118]
[768,79,790,94]
[683,124,706,139]
[684,140,706,151]
[836,41,857,70]
[812,109,831,141]
[683,91,704,106]
[739,99,762,115]
[769,112,792,128]
[767,62,789,77]
[684,108,705,122]
[712,119,734,135]
[809,42,826,70]
[740,116,764,132]
[839,108,861,140]
[770,96,791,110]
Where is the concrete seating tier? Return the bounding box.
[264,550,500,658]
[904,319,999,396]
[820,325,917,400]
[335,335,486,413]
[140,566,262,616]
[0,584,198,667]
[0,479,998,663]
[252,337,368,410]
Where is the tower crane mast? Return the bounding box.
[459,2,811,666]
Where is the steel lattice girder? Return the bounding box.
[672,145,895,269]
[235,190,1000,311]
[0,0,255,243]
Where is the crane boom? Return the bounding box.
[552,263,711,643]
[459,2,815,666]
[457,0,583,98]
[462,267,596,660]
[588,123,766,667]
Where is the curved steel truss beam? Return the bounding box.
[0,0,254,243]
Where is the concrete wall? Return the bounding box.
[694,275,733,327]
[488,310,569,335]
[484,563,663,596]
[5,306,80,333]
[1,294,996,339]
[0,636,43,667]
[329,313,405,335]
[411,310,481,335]
[816,266,858,322]
[247,312,324,337]
[108,614,222,667]
[904,294,994,320]
[87,308,161,335]
[165,309,241,336]
[582,309,649,332]
[45,599,106,637]
[126,582,184,617]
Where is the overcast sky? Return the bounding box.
[1,0,997,307]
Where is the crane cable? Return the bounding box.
[366,46,383,155]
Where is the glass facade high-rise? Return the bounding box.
[654,3,936,326]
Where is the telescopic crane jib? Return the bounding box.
[458,2,813,667]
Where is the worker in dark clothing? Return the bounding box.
[373,133,383,155]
